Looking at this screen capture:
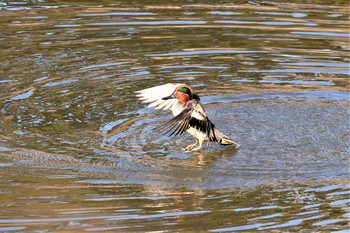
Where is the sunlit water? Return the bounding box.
[0,0,349,232]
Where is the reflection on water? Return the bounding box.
[0,0,349,231]
[0,168,349,232]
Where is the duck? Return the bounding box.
[136,83,239,151]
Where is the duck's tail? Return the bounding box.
[213,128,240,148]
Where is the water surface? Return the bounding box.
[0,0,349,231]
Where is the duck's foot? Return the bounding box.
[188,140,203,152]
[182,139,199,151]
[182,145,195,151]
[191,144,203,151]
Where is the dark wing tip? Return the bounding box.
[156,108,192,137]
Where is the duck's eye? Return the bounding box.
[178,87,191,95]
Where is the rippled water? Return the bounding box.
[0,0,349,232]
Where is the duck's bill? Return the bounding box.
[162,93,176,100]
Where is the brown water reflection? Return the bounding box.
[0,0,349,231]
[0,167,349,232]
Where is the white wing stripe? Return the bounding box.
[136,83,183,111]
[148,99,163,108]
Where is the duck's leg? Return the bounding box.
[191,139,203,151]
[183,138,198,151]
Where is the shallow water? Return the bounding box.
[0,0,349,232]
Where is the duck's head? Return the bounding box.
[162,85,200,104]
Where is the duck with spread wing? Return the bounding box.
[136,83,240,151]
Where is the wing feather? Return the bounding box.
[136,83,183,111]
[157,107,192,136]
[157,100,219,140]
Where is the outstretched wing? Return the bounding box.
[158,100,218,141]
[135,83,183,110]
[157,105,193,136]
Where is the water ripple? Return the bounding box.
[88,20,207,26]
[0,1,349,231]
[147,49,263,57]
